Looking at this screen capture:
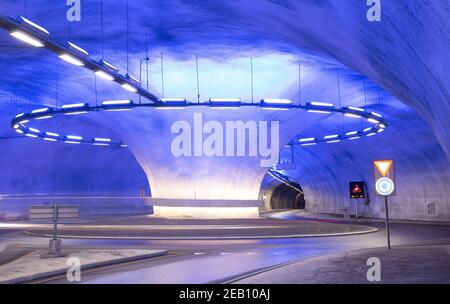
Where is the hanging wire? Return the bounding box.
[195,54,200,103]
[250,57,254,103]
[24,0,27,18]
[100,0,104,59]
[55,63,58,108]
[337,70,344,132]
[364,79,367,107]
[160,52,165,98]
[95,74,98,107]
[126,1,129,74]
[146,32,149,92]
[298,56,302,105]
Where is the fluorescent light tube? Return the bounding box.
[95,70,114,81]
[19,16,50,35]
[68,42,89,56]
[59,54,84,66]
[121,83,138,93]
[10,31,44,47]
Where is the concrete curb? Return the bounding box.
[24,227,378,240]
[0,249,168,284]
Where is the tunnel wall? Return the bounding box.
[290,105,450,222]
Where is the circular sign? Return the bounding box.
[375,177,395,196]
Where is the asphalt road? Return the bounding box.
[1,211,449,284]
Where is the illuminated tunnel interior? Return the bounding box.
[0,1,448,222]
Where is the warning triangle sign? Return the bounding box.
[352,184,362,193]
[374,160,393,177]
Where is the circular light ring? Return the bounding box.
[11,100,388,148]
[375,177,395,196]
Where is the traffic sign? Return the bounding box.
[349,181,365,199]
[373,159,395,250]
[375,177,395,196]
[373,160,396,196]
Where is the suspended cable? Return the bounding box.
[160,52,165,98]
[100,0,104,59]
[126,1,129,74]
[298,56,302,105]
[195,54,200,103]
[146,32,149,92]
[24,0,27,18]
[250,57,254,103]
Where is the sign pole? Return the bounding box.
[355,199,359,219]
[384,196,391,250]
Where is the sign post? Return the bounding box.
[349,181,365,219]
[29,205,79,257]
[373,160,395,250]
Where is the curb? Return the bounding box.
[24,227,378,240]
[0,250,168,284]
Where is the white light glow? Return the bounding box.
[121,83,138,93]
[19,16,50,35]
[99,60,118,72]
[19,120,29,124]
[345,131,358,136]
[364,127,373,132]
[326,140,341,143]
[66,135,83,140]
[10,31,44,47]
[299,137,315,142]
[25,133,38,138]
[301,143,317,146]
[378,123,386,129]
[160,98,187,103]
[46,132,59,137]
[310,102,334,107]
[59,54,84,66]
[348,136,360,140]
[31,108,48,114]
[15,129,24,134]
[344,113,362,118]
[371,112,383,118]
[93,143,109,146]
[95,70,114,81]
[29,128,40,133]
[366,132,377,137]
[94,138,111,142]
[15,113,24,118]
[34,115,52,120]
[348,106,364,112]
[64,141,80,144]
[126,74,141,84]
[367,118,380,124]
[324,134,339,139]
[261,107,289,111]
[68,42,89,56]
[43,137,57,142]
[262,99,292,105]
[62,103,87,109]
[102,100,132,105]
[64,111,88,115]
[307,110,331,114]
[153,206,259,219]
[378,128,385,133]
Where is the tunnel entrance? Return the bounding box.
[270,183,305,210]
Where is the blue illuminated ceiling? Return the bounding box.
[0,1,448,221]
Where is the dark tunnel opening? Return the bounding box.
[270,183,305,210]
